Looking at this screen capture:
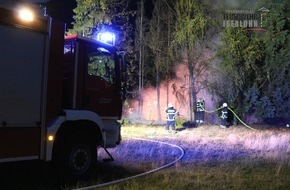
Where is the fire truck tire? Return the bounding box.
[56,134,97,180]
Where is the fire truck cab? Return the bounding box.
[0,2,124,179]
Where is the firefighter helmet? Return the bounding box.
[168,103,173,108]
[222,103,228,107]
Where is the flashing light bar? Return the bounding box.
[96,32,116,46]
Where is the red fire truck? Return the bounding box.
[0,2,124,179]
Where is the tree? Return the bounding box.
[244,1,290,123]
[69,0,110,37]
[217,0,290,124]
[142,0,177,121]
[217,28,264,115]
[134,0,146,118]
[171,0,213,121]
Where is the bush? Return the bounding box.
[174,117,184,128]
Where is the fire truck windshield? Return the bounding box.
[64,41,117,85]
[87,50,116,84]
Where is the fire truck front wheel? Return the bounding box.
[55,134,97,180]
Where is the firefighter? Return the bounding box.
[220,103,228,128]
[195,98,205,125]
[165,103,178,133]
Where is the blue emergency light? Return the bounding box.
[96,32,116,46]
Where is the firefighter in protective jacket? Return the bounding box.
[195,98,205,125]
[165,103,178,133]
[220,103,228,128]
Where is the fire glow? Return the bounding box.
[127,64,217,122]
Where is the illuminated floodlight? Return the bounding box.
[48,135,54,141]
[96,32,116,46]
[18,8,34,22]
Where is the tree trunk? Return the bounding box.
[187,45,196,122]
[138,0,144,118]
[157,66,161,121]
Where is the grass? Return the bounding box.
[73,124,290,190]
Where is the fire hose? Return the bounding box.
[200,105,256,130]
[75,137,185,190]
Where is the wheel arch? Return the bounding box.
[51,119,103,180]
[55,119,103,145]
[52,120,103,160]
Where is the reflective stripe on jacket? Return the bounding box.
[165,107,177,121]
